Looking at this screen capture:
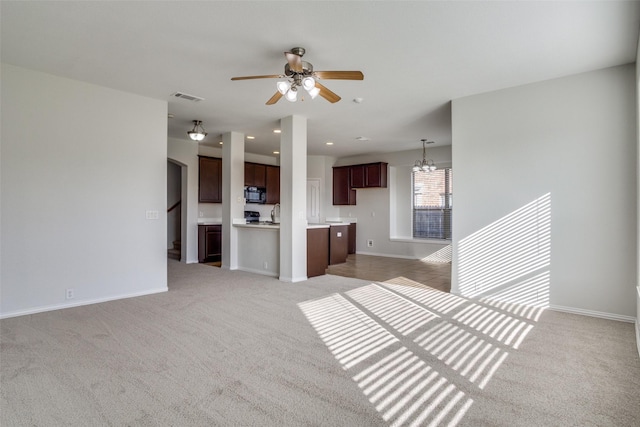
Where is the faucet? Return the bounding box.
[270,203,280,223]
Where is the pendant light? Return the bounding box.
[413,139,437,172]
[187,120,207,141]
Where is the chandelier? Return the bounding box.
[413,139,436,172]
[187,120,207,141]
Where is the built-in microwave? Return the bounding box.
[244,186,266,204]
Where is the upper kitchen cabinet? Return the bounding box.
[333,162,387,205]
[333,166,356,205]
[350,162,388,188]
[199,156,222,203]
[245,162,266,187]
[265,165,280,204]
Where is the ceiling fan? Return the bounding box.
[231,47,364,105]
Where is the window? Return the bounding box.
[413,168,452,240]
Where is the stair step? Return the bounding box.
[167,248,180,260]
[173,240,181,250]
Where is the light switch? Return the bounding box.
[146,210,159,220]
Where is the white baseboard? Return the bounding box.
[0,287,168,320]
[636,287,640,357]
[237,266,278,278]
[549,304,635,323]
[636,321,640,358]
[279,275,308,283]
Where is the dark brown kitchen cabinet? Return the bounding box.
[333,166,356,205]
[198,224,222,263]
[348,223,357,254]
[245,162,266,187]
[329,225,349,265]
[350,162,388,188]
[307,227,329,277]
[350,165,365,188]
[199,156,222,203]
[265,165,280,204]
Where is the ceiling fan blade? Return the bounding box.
[314,71,364,80]
[231,74,281,81]
[315,81,341,103]
[266,91,283,105]
[285,52,303,73]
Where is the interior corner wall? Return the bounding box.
[0,64,168,318]
[452,64,637,318]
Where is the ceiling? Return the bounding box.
[2,1,639,159]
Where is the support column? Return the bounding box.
[222,131,245,270]
[279,115,307,282]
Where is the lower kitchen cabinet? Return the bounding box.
[307,227,329,278]
[329,225,349,265]
[198,224,221,263]
[348,223,356,254]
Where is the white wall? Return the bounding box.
[308,155,340,222]
[1,64,168,318]
[452,64,637,319]
[331,146,453,259]
[636,35,640,352]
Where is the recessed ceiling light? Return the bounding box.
[246,136,255,140]
[326,141,334,145]
[273,129,281,134]
[219,141,223,145]
[273,151,280,154]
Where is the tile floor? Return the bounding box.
[326,254,451,292]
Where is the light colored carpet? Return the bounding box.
[1,260,639,426]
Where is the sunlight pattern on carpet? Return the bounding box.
[299,276,543,426]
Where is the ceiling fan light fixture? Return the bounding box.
[302,76,315,91]
[276,80,291,95]
[307,86,320,99]
[285,88,298,102]
[187,120,207,141]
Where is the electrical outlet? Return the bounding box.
[367,239,373,247]
[263,261,268,269]
[199,211,204,217]
[371,211,375,217]
[65,288,75,300]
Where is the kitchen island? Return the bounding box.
[234,223,281,276]
[234,222,349,278]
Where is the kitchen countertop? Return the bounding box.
[235,222,280,229]
[235,223,333,229]
[307,224,330,229]
[198,218,222,225]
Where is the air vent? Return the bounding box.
[170,92,205,102]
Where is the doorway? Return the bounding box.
[167,160,182,260]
